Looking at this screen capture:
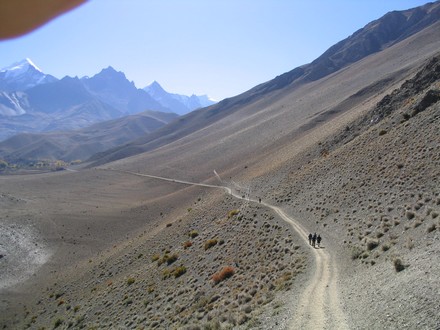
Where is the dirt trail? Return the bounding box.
[106,169,349,329]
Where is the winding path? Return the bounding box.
[107,169,349,330]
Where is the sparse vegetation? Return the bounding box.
[53,318,63,328]
[158,253,179,266]
[228,209,240,219]
[204,238,218,250]
[212,266,235,284]
[126,277,135,285]
[183,241,193,249]
[393,258,406,272]
[188,230,199,238]
[351,246,363,260]
[366,239,379,251]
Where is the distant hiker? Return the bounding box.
[312,233,317,248]
[317,234,322,248]
[308,233,312,245]
[258,197,261,203]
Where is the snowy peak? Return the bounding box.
[1,58,42,76]
[0,58,57,91]
[144,81,165,94]
[143,81,217,115]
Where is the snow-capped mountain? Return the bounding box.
[0,58,217,141]
[144,81,216,115]
[0,58,57,92]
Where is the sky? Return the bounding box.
[0,0,430,101]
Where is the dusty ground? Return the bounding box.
[0,169,310,329]
[1,34,440,330]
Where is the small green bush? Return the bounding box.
[126,277,135,285]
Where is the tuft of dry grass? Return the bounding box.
[157,253,179,266]
[204,239,218,250]
[183,241,193,249]
[188,230,199,238]
[212,266,235,284]
[228,209,240,219]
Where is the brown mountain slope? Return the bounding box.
[94,20,440,183]
[1,3,439,330]
[88,2,440,167]
[0,110,178,163]
[268,54,440,329]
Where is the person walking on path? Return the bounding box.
[308,233,312,245]
[312,233,317,248]
[317,234,322,248]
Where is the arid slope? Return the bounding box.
[0,4,439,330]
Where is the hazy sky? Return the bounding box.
[0,0,429,100]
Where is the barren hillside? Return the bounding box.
[1,3,439,330]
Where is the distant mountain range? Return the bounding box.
[0,110,178,162]
[0,59,216,141]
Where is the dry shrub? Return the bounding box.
[393,258,406,272]
[366,239,379,251]
[188,230,199,238]
[351,246,363,260]
[183,241,193,249]
[204,239,218,250]
[228,209,240,219]
[163,266,186,279]
[158,253,178,266]
[212,266,235,284]
[173,266,187,278]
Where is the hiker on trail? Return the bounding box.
[259,197,261,203]
[308,233,312,245]
[317,234,322,248]
[312,233,317,247]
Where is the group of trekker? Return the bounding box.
[308,233,321,248]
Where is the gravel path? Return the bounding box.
[109,169,349,329]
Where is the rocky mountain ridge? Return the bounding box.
[0,61,216,141]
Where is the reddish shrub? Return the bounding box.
[183,241,193,249]
[212,266,235,284]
